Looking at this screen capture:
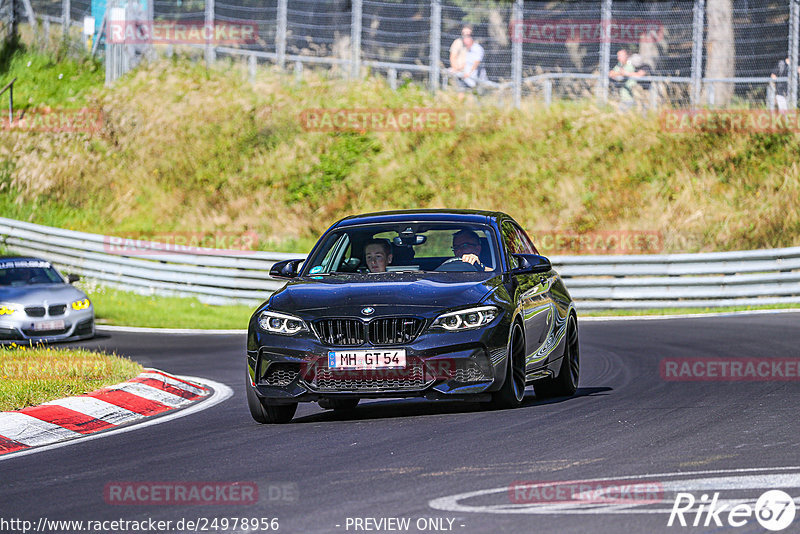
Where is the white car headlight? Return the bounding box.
[71,298,91,311]
[258,310,308,335]
[430,306,498,331]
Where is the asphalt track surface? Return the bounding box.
[2,312,800,534]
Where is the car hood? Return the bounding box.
[268,272,499,315]
[0,284,87,305]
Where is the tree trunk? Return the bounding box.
[705,0,735,106]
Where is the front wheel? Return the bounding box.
[490,322,526,409]
[535,314,579,398]
[246,372,298,424]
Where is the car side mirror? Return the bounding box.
[511,254,552,275]
[67,274,80,284]
[269,259,304,279]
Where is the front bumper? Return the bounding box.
[0,307,95,344]
[247,323,510,404]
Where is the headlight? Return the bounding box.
[71,298,91,311]
[258,310,308,335]
[430,306,499,331]
[0,304,17,315]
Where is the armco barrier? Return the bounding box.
[2,217,800,310]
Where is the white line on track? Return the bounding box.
[579,308,800,322]
[0,375,233,462]
[97,325,246,334]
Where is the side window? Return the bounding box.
[501,221,524,269]
[515,225,539,255]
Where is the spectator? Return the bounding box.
[629,54,653,90]
[450,27,484,98]
[449,26,469,74]
[609,49,637,111]
[364,239,392,273]
[770,57,800,112]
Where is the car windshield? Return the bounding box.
[0,260,64,286]
[303,222,500,275]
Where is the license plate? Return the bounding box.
[32,320,65,331]
[328,349,406,370]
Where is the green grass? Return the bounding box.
[581,303,800,317]
[0,345,142,410]
[83,284,255,329]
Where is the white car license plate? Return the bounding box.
[328,349,406,370]
[33,319,66,331]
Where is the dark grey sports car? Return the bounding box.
[0,256,95,343]
[246,210,579,423]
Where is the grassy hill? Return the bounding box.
[1,47,799,255]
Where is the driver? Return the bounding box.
[364,239,393,273]
[448,229,492,271]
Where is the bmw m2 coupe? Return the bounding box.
[246,210,579,423]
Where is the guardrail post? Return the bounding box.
[429,0,441,93]
[691,0,705,107]
[790,0,800,109]
[295,60,303,83]
[543,78,552,107]
[350,0,362,79]
[767,82,775,110]
[512,0,523,108]
[249,54,256,81]
[649,82,659,110]
[205,0,216,66]
[276,0,287,69]
[62,0,70,42]
[707,82,715,107]
[388,67,397,90]
[599,0,612,104]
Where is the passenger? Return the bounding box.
[449,229,492,271]
[364,239,393,273]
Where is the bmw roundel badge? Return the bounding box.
[361,307,375,316]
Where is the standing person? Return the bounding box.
[609,49,637,111]
[770,57,800,112]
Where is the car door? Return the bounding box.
[501,220,553,368]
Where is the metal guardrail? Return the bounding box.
[1,217,799,310]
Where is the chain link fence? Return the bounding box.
[16,0,800,109]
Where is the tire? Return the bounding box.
[490,322,526,409]
[534,314,579,398]
[246,372,298,424]
[319,398,359,411]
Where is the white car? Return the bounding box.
[0,256,95,343]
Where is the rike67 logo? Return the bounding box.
[668,490,796,531]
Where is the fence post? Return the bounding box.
[429,0,441,93]
[276,0,287,69]
[205,0,216,66]
[512,0,523,108]
[599,0,612,104]
[388,67,397,90]
[691,0,705,107]
[790,0,800,109]
[62,0,70,41]
[351,0,362,79]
